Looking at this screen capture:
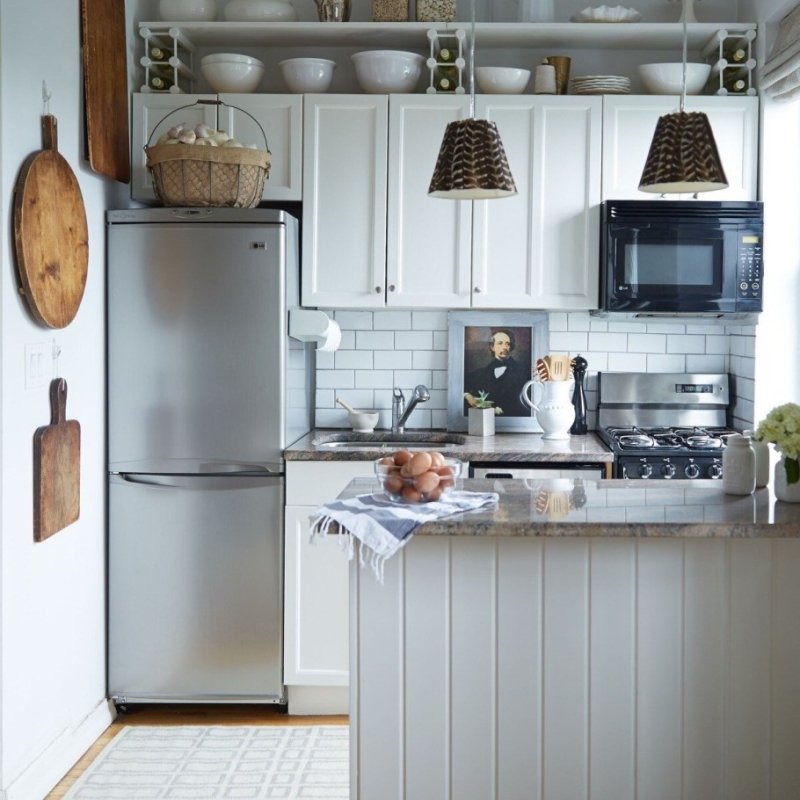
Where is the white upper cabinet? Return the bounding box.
[130,93,302,204]
[602,95,759,200]
[386,96,472,308]
[473,96,602,310]
[301,95,388,309]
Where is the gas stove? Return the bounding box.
[597,373,734,480]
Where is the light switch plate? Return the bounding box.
[25,342,50,390]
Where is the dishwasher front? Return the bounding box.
[469,461,606,480]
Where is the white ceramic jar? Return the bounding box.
[743,429,770,488]
[722,434,756,495]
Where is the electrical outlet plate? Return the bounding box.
[25,342,50,390]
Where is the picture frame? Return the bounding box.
[447,311,549,433]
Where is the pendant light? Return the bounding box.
[428,0,517,199]
[638,12,728,195]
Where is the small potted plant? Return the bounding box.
[466,390,497,437]
[755,402,800,502]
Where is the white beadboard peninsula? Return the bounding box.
[347,478,800,800]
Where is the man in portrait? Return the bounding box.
[463,328,531,417]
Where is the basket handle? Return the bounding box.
[145,99,271,153]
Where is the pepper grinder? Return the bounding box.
[569,354,588,435]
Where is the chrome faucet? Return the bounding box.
[392,384,430,433]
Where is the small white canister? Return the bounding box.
[534,63,556,94]
[723,433,756,495]
[743,429,770,488]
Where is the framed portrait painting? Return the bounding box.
[447,311,549,433]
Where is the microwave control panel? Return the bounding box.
[737,235,762,299]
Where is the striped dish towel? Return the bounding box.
[310,491,498,583]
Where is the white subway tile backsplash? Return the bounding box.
[412,311,449,330]
[686,354,726,372]
[396,331,433,350]
[590,332,628,352]
[355,370,395,389]
[314,309,754,433]
[647,354,686,373]
[608,352,647,371]
[549,332,588,353]
[334,310,373,330]
[374,311,412,330]
[413,350,448,371]
[335,350,373,369]
[627,333,666,353]
[356,331,395,350]
[667,334,705,354]
[374,351,413,370]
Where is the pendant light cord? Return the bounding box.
[469,0,476,119]
[680,4,688,112]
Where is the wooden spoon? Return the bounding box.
[548,355,571,381]
[535,358,550,381]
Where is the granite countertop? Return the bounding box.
[285,429,614,465]
[336,478,800,538]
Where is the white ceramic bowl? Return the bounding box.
[201,57,265,93]
[159,0,217,20]
[201,52,263,66]
[279,58,336,93]
[348,409,380,432]
[638,62,711,95]
[475,66,531,94]
[351,50,425,94]
[224,0,297,21]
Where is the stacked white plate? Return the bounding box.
[570,75,631,94]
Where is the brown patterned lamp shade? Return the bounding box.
[639,111,728,194]
[428,119,517,199]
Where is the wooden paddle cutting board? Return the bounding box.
[33,379,81,542]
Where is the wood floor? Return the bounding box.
[46,704,349,799]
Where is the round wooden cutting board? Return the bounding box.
[13,115,89,329]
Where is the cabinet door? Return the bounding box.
[131,93,216,203]
[218,93,302,202]
[602,95,758,200]
[386,95,472,309]
[302,95,388,309]
[474,96,602,310]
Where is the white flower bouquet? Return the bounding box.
[754,402,800,485]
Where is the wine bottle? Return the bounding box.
[723,75,747,93]
[149,75,173,91]
[149,45,173,62]
[435,63,458,92]
[438,47,456,64]
[724,47,747,63]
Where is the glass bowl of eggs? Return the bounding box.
[374,451,462,504]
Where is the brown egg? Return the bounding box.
[378,456,395,467]
[429,451,445,468]
[413,470,440,494]
[438,466,455,488]
[408,451,433,476]
[383,474,404,496]
[400,462,415,478]
[393,450,413,466]
[401,484,422,503]
[426,486,443,502]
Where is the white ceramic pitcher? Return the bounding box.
[520,379,575,440]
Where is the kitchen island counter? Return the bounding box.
[338,477,799,538]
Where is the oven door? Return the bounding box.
[603,222,740,313]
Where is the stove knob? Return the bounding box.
[684,462,701,479]
[708,461,723,480]
[638,462,653,479]
[662,462,676,479]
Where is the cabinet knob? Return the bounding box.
[389,284,396,292]
[375,286,382,294]
[474,286,481,293]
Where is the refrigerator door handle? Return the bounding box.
[114,473,282,491]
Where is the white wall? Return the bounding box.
[0,1,127,797]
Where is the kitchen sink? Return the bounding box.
[312,433,466,451]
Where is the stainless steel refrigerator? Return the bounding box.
[106,207,311,705]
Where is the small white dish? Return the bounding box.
[224,0,297,21]
[279,58,336,93]
[638,62,711,95]
[159,0,217,20]
[348,410,380,432]
[475,66,531,94]
[351,50,424,94]
[571,5,641,22]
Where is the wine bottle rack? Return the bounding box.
[702,27,757,96]
[139,26,196,94]
[425,28,466,94]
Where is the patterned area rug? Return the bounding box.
[62,725,349,799]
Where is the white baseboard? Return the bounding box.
[3,699,115,800]
[287,685,349,716]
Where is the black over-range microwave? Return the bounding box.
[600,200,764,313]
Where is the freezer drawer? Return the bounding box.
[108,473,284,703]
